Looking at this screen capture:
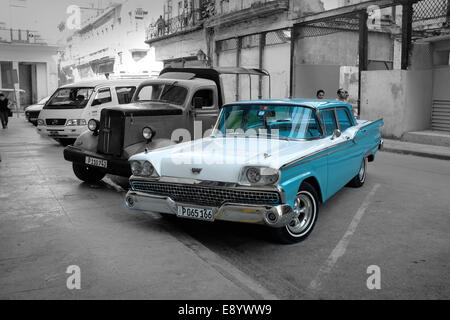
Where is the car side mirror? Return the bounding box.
[92,99,102,107]
[331,129,341,140]
[193,97,204,109]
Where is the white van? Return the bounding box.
[37,79,143,145]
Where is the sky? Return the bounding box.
[0,0,165,44]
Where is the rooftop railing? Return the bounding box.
[0,28,47,44]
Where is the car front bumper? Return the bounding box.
[64,145,131,177]
[125,190,295,228]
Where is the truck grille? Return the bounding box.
[97,109,124,157]
[46,119,66,126]
[130,181,281,207]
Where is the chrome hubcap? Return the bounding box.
[287,192,315,236]
[359,158,367,182]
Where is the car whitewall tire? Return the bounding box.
[272,182,319,244]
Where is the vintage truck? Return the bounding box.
[125,99,383,243]
[63,67,270,183]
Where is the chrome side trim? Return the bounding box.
[280,118,384,170]
[280,139,353,170]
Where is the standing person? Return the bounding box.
[344,90,350,102]
[316,89,325,99]
[0,93,11,129]
[156,15,165,36]
[337,88,346,101]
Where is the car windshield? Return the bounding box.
[214,105,323,140]
[135,83,187,106]
[45,87,94,109]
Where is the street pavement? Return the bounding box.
[0,116,449,299]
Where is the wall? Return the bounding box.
[361,70,433,138]
[294,30,392,66]
[293,64,341,99]
[264,43,290,99]
[154,29,206,62]
[0,43,58,101]
[432,66,450,101]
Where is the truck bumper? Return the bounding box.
[64,145,131,177]
[125,190,295,228]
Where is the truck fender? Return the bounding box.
[73,130,98,152]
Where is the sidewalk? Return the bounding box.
[382,138,450,160]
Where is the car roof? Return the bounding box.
[60,79,144,89]
[138,77,216,88]
[225,99,353,111]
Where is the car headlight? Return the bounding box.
[37,119,44,126]
[142,127,154,141]
[130,160,159,178]
[88,119,99,132]
[66,119,87,126]
[240,166,280,186]
[130,161,143,176]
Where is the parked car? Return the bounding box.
[25,96,50,126]
[37,79,142,146]
[125,99,383,244]
[63,67,270,183]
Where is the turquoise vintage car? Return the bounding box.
[125,99,384,243]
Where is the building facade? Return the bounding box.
[146,0,324,102]
[59,0,163,85]
[0,27,58,109]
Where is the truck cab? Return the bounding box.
[64,68,270,183]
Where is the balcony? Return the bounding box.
[0,28,47,45]
[205,0,289,28]
[146,8,204,44]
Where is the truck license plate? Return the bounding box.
[177,206,214,222]
[85,156,107,168]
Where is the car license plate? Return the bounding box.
[49,131,60,136]
[30,118,37,121]
[177,206,214,222]
[85,156,107,168]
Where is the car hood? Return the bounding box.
[25,104,44,112]
[131,137,331,183]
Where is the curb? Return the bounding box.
[381,147,450,161]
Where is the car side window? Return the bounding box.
[93,88,112,105]
[192,89,214,109]
[116,87,136,104]
[336,108,353,132]
[320,110,338,137]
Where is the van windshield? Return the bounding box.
[44,87,94,109]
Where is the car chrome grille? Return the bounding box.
[130,181,281,207]
[46,119,66,126]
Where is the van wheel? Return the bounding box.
[72,163,106,184]
[271,182,319,244]
[347,157,367,188]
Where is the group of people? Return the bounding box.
[0,93,11,129]
[316,88,350,102]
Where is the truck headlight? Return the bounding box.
[142,127,154,141]
[66,119,87,126]
[240,166,280,186]
[88,119,99,133]
[130,160,159,178]
[37,119,44,126]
